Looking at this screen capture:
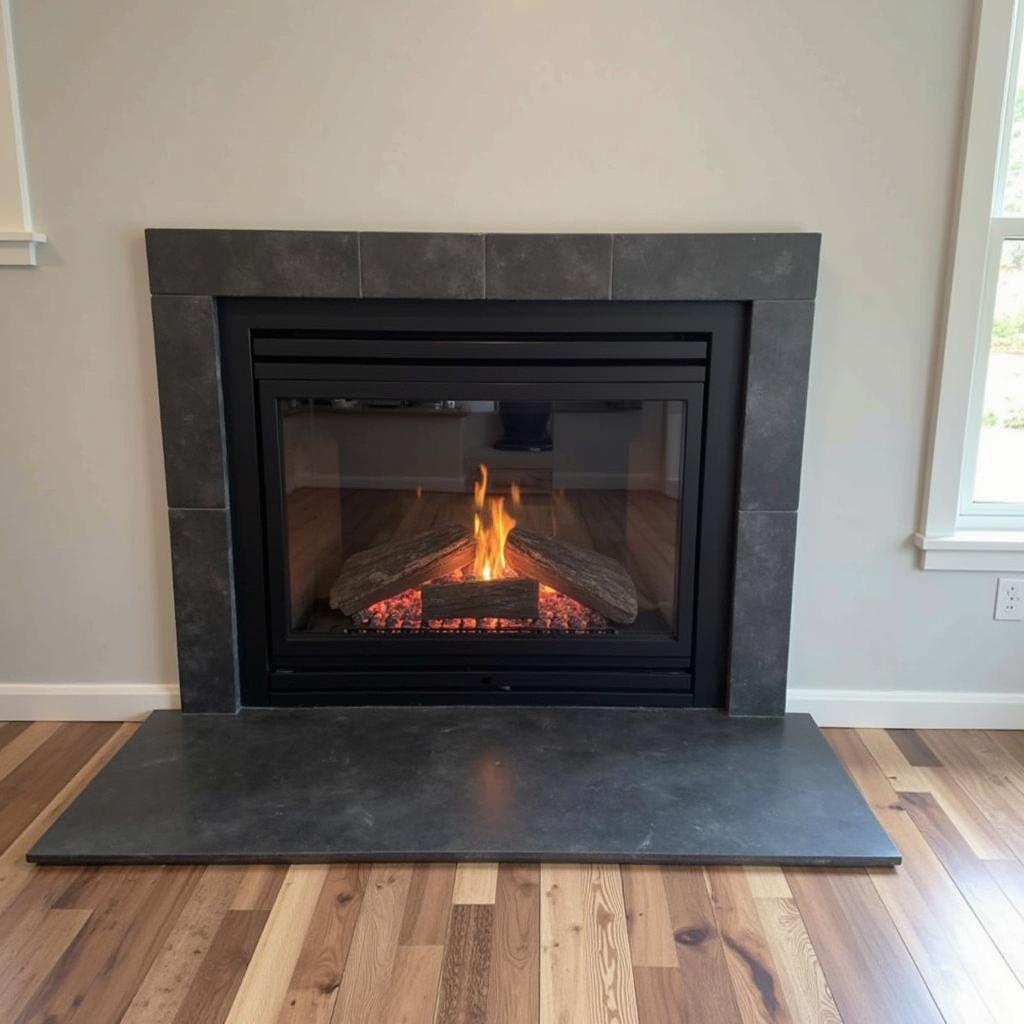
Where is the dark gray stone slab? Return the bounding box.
[729,512,797,716]
[146,230,359,297]
[152,296,226,509]
[360,232,484,299]
[612,233,820,300]
[28,708,899,866]
[740,301,815,511]
[168,510,238,713]
[485,234,611,299]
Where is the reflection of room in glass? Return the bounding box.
[280,398,684,638]
[974,240,1024,505]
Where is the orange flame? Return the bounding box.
[473,463,517,580]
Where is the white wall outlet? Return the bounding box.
[994,578,1024,621]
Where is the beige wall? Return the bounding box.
[1,0,1018,700]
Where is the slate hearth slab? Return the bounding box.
[28,708,899,866]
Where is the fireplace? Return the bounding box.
[148,230,818,716]
[219,299,744,706]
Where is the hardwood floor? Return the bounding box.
[1,723,1023,1022]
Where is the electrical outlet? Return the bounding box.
[995,578,1024,621]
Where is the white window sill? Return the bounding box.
[913,530,1024,570]
[0,231,46,267]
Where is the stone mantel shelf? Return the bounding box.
[145,229,820,715]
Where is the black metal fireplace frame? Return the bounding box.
[219,298,745,707]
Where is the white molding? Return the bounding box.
[0,682,180,721]
[921,0,1018,538]
[913,529,1024,569]
[0,1,43,265]
[788,687,1024,728]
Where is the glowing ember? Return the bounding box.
[353,566,609,634]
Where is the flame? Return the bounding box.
[472,463,517,580]
[510,481,521,507]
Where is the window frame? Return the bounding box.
[917,0,1024,569]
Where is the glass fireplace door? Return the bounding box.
[258,374,704,671]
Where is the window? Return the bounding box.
[918,0,1024,569]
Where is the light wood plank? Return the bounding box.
[452,862,499,905]
[857,728,930,790]
[0,722,61,783]
[278,863,369,1024]
[224,864,329,1024]
[487,863,540,1024]
[620,865,678,968]
[631,966,687,1024]
[383,944,444,1024]
[329,863,413,1024]
[753,897,842,1024]
[399,862,456,946]
[659,866,743,1023]
[742,867,792,899]
[787,869,943,1024]
[706,867,792,1024]
[540,863,638,1024]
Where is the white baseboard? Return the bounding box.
[787,687,1024,728]
[0,682,180,721]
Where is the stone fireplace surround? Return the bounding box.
[147,230,819,716]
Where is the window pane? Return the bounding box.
[1003,51,1024,213]
[973,240,1024,504]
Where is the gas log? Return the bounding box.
[506,527,638,624]
[421,578,540,621]
[329,524,474,616]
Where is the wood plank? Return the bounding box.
[659,866,742,1024]
[856,728,929,790]
[901,790,1024,987]
[631,966,687,1024]
[921,730,1024,862]
[422,578,539,621]
[990,730,1024,770]
[540,863,638,1024]
[382,945,444,1024]
[829,729,1023,1024]
[0,722,56,780]
[507,526,638,624]
[223,865,329,1024]
[400,862,456,946]
[0,722,120,852]
[330,864,413,1024]
[753,897,841,1024]
[231,865,288,911]
[15,864,202,1024]
[486,863,540,1024]
[173,909,270,1024]
[786,869,943,1024]
[705,867,792,1024]
[329,525,475,615]
[0,907,91,1023]
[435,903,494,1024]
[887,729,942,767]
[917,766,1016,861]
[743,867,791,899]
[620,865,677,968]
[453,862,498,905]
[278,863,369,1024]
[121,866,251,1024]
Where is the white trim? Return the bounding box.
[0,229,45,266]
[913,529,1024,569]
[922,0,1019,538]
[0,1,44,265]
[0,682,180,721]
[787,687,1024,728]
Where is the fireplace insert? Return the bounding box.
[220,299,744,706]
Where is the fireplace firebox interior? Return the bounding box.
[222,300,744,707]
